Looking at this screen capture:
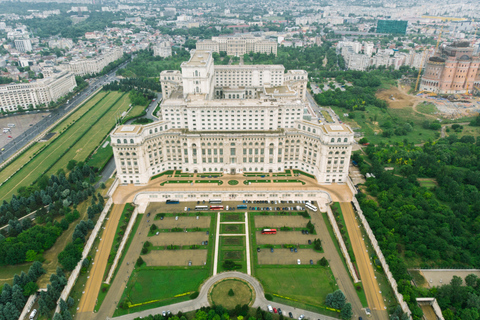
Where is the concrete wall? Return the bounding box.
[351,197,411,318]
[326,205,360,283]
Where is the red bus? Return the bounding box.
[210,205,224,210]
[261,229,277,235]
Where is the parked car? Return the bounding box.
[257,247,260,252]
[273,308,277,314]
[298,314,304,320]
[267,305,273,313]
[294,248,298,253]
[289,312,293,318]
[310,260,313,265]
[270,248,274,253]
[297,259,301,265]
[278,308,282,315]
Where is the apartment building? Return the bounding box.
[0,71,76,112]
[14,39,32,53]
[63,47,123,76]
[196,35,277,56]
[111,50,353,185]
[153,41,172,58]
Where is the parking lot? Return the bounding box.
[255,216,310,228]
[256,231,313,245]
[0,112,48,149]
[149,232,208,247]
[153,216,211,229]
[142,249,208,267]
[257,248,325,265]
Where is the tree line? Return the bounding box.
[102,78,162,92]
[355,135,480,318]
[0,163,100,266]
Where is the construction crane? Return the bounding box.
[435,25,444,52]
[415,49,427,92]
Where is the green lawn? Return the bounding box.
[124,268,208,303]
[87,137,113,170]
[0,263,33,286]
[160,180,193,186]
[255,267,337,306]
[331,103,439,145]
[243,179,271,184]
[416,102,438,115]
[0,91,107,195]
[0,91,129,201]
[418,179,437,188]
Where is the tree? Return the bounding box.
[53,313,63,320]
[136,256,144,267]
[466,274,478,288]
[228,289,234,296]
[23,282,38,296]
[319,257,328,266]
[325,290,346,310]
[340,303,352,319]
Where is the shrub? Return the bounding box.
[136,256,144,267]
[265,293,273,301]
[319,257,328,266]
[150,224,157,232]
[228,289,234,296]
[190,291,199,299]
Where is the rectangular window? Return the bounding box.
[231,148,236,156]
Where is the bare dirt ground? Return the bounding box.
[143,249,208,266]
[77,204,124,313]
[153,216,211,229]
[420,304,438,320]
[377,85,421,110]
[254,216,311,228]
[257,248,324,265]
[256,231,313,245]
[340,202,386,313]
[149,232,208,247]
[419,269,480,288]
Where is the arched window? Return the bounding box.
[337,138,341,142]
[132,152,137,156]
[149,130,152,134]
[344,138,348,142]
[119,152,124,156]
[130,139,134,143]
[117,139,121,143]
[123,139,127,143]
[330,138,335,142]
[126,152,130,156]
[231,142,235,146]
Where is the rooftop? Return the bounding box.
[181,50,211,67]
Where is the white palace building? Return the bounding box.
[111,50,354,185]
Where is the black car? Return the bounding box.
[257,247,260,252]
[310,260,313,265]
[147,212,151,217]
[278,308,282,315]
[301,230,305,234]
[308,239,311,245]
[289,312,293,318]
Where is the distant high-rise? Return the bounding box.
[376,20,408,35]
[14,39,32,53]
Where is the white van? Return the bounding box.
[7,124,15,128]
[267,305,273,312]
[29,309,37,320]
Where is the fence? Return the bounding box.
[326,206,360,283]
[105,205,139,284]
[55,196,114,313]
[351,197,411,318]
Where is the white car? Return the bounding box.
[298,315,304,320]
[297,259,301,265]
[267,305,273,312]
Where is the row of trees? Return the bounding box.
[58,195,103,271]
[37,267,70,317]
[102,78,162,92]
[356,135,480,318]
[0,261,45,320]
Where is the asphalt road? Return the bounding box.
[0,61,129,165]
